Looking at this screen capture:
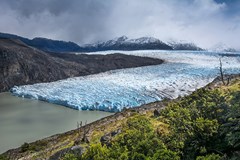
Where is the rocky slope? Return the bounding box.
[48,52,164,73]
[0,38,84,92]
[0,38,163,92]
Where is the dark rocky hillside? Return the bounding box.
[0,32,83,52]
[0,38,163,92]
[0,38,85,92]
[29,37,83,52]
[49,52,164,73]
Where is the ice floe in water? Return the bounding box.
[11,50,240,112]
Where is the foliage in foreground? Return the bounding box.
[63,83,240,160]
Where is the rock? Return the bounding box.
[111,129,121,137]
[81,136,90,144]
[137,109,147,115]
[49,148,71,160]
[100,134,111,146]
[49,145,85,160]
[74,138,81,145]
[100,129,122,146]
[153,109,161,117]
[71,146,85,157]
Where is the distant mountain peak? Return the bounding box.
[210,42,237,52]
[104,36,161,45]
[95,36,164,46]
[128,37,161,44]
[167,40,203,51]
[83,36,173,51]
[115,35,128,42]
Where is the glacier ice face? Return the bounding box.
[11,50,240,112]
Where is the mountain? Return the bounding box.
[0,32,83,52]
[168,40,203,51]
[0,38,84,92]
[0,32,204,52]
[84,36,173,51]
[0,38,163,92]
[209,42,237,52]
[29,37,83,52]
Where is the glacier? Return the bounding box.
[11,50,240,112]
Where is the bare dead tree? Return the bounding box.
[82,121,90,143]
[74,121,83,145]
[77,121,82,137]
[76,121,90,143]
[219,58,226,85]
[219,58,231,86]
[226,76,231,86]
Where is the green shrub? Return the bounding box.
[196,153,221,160]
[20,142,30,152]
[62,153,78,160]
[0,155,8,160]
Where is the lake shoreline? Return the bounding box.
[0,92,113,154]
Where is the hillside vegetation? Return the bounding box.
[62,77,240,160]
[1,76,239,160]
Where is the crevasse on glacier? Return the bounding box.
[11,50,240,112]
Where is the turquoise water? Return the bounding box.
[0,92,113,153]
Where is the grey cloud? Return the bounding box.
[0,0,239,49]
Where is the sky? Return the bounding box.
[0,0,239,49]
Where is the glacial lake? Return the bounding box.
[0,92,113,153]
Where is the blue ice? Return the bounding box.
[11,51,240,112]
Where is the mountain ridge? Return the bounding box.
[0,32,83,52]
[0,32,205,52]
[83,36,173,52]
[167,40,203,51]
[209,42,237,52]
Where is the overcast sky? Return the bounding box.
[0,0,239,49]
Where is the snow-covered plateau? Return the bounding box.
[11,50,240,112]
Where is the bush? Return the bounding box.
[62,153,78,160]
[20,142,30,152]
[196,153,221,160]
[0,155,8,160]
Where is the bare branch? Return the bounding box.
[219,58,226,85]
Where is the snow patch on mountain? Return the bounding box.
[128,37,161,44]
[167,40,203,51]
[85,36,168,48]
